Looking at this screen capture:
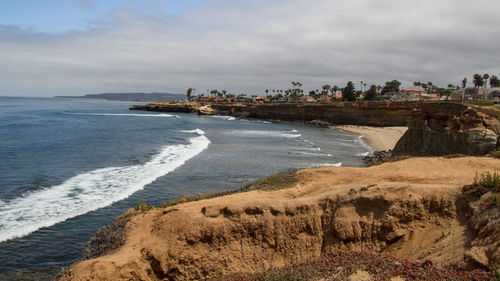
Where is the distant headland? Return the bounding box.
[55,92,186,102]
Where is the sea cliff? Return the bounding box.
[131,101,500,156]
[60,157,500,280]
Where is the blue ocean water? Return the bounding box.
[0,96,368,280]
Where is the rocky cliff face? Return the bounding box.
[131,101,500,156]
[393,103,499,156]
[60,157,500,281]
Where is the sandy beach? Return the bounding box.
[332,125,407,151]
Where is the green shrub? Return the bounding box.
[469,99,495,106]
[246,171,297,191]
[474,171,500,190]
[134,197,154,213]
[491,149,500,159]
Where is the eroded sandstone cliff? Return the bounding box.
[393,103,499,156]
[60,157,500,281]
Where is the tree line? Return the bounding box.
[186,73,500,102]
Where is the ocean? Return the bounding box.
[0,96,369,280]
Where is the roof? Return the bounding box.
[402,88,426,93]
[200,95,219,99]
[300,96,316,100]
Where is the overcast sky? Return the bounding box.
[1,0,499,97]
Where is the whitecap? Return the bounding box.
[309,162,343,168]
[211,116,236,121]
[226,130,301,139]
[65,112,176,118]
[356,152,371,157]
[0,130,210,243]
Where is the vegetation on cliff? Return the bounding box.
[219,251,496,281]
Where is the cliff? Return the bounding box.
[393,103,500,156]
[131,101,500,156]
[130,101,414,126]
[60,157,500,280]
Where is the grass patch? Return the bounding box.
[244,171,297,191]
[474,171,500,190]
[469,100,495,106]
[159,171,297,209]
[470,104,500,120]
[491,149,500,159]
[462,171,500,200]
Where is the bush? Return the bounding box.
[474,171,500,190]
[469,99,495,106]
[134,197,154,212]
[491,149,500,159]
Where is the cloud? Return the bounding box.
[1,0,500,96]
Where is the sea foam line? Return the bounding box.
[65,112,178,118]
[0,129,210,243]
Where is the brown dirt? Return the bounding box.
[60,157,500,281]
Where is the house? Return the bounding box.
[198,95,219,102]
[234,94,251,103]
[335,92,343,100]
[320,96,333,102]
[300,96,317,103]
[487,88,500,101]
[394,88,428,101]
[401,88,427,95]
[252,96,269,103]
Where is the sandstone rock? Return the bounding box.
[393,103,499,156]
[197,105,215,115]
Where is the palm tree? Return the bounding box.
[322,84,331,97]
[462,78,467,89]
[490,75,500,87]
[483,74,490,88]
[473,74,484,88]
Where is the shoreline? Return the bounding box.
[331,125,407,152]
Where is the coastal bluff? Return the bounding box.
[60,157,500,280]
[131,101,500,156]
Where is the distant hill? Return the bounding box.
[55,93,186,102]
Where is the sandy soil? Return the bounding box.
[332,125,407,151]
[61,157,500,281]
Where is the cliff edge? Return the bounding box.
[60,157,500,280]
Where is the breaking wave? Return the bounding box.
[0,129,210,243]
[64,112,178,118]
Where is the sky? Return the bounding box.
[1,0,500,97]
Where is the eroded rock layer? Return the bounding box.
[60,157,500,281]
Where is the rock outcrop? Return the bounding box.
[393,103,499,156]
[197,105,215,115]
[60,157,500,281]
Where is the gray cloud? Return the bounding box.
[1,0,500,96]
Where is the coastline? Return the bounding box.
[331,125,407,151]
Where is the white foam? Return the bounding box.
[226,130,301,139]
[310,162,343,168]
[211,116,236,121]
[66,112,176,118]
[181,129,205,135]
[0,130,210,243]
[356,152,371,157]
